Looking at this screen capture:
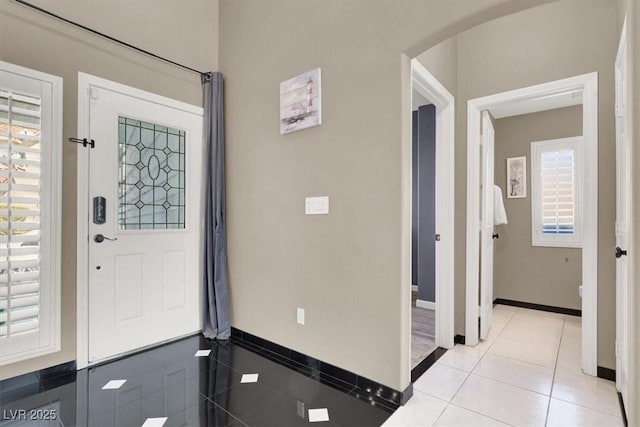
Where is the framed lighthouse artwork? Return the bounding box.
[280,68,322,134]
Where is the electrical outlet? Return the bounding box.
[297,308,305,325]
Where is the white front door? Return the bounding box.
[86,79,204,363]
[479,111,495,340]
[614,19,629,407]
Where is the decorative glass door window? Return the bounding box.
[118,117,186,230]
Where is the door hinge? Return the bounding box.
[68,137,95,148]
[435,234,441,241]
[89,86,99,100]
[616,221,626,236]
[615,340,620,357]
[615,102,624,118]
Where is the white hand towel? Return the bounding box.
[494,185,508,225]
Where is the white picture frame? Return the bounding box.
[507,156,527,198]
[280,68,322,134]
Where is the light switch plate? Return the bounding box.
[297,308,305,325]
[305,196,329,215]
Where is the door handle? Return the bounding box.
[492,233,499,240]
[94,234,118,243]
[615,246,627,258]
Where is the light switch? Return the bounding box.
[305,196,329,215]
[297,308,305,325]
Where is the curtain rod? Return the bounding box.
[14,0,207,77]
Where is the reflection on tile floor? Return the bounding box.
[384,304,625,427]
[0,336,391,426]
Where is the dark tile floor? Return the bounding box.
[0,336,392,426]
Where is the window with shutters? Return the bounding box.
[0,61,62,365]
[531,136,583,248]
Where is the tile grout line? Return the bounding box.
[419,393,448,427]
[433,339,488,419]
[432,308,519,427]
[482,305,518,353]
[201,394,250,427]
[476,349,557,371]
[460,307,554,426]
[544,315,566,426]
[444,402,517,427]
[486,307,565,371]
[550,395,625,419]
[469,370,553,399]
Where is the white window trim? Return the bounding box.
[531,136,583,248]
[0,61,62,365]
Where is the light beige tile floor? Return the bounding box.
[383,304,624,427]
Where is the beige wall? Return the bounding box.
[415,36,457,97]
[442,0,619,369]
[493,106,582,310]
[0,0,218,380]
[218,0,550,391]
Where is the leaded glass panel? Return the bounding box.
[118,117,185,229]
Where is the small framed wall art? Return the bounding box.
[280,68,322,134]
[507,156,527,198]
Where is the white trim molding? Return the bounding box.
[411,59,455,351]
[416,299,436,310]
[465,73,598,376]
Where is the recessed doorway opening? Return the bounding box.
[409,59,455,379]
[465,73,599,376]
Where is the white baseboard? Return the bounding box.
[416,299,436,310]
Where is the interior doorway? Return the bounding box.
[465,73,599,376]
[411,101,437,368]
[409,60,455,374]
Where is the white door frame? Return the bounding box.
[479,111,495,340]
[465,73,599,376]
[411,59,455,350]
[76,73,204,369]
[615,15,630,402]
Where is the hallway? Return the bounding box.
[385,305,623,426]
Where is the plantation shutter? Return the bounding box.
[0,89,42,338]
[0,61,61,365]
[531,137,582,248]
[540,149,575,235]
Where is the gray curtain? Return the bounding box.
[202,72,230,339]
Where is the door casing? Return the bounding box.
[615,15,630,407]
[76,73,204,369]
[465,73,599,376]
[410,59,455,352]
[479,111,495,340]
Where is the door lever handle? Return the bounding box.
[615,246,627,258]
[94,234,118,243]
